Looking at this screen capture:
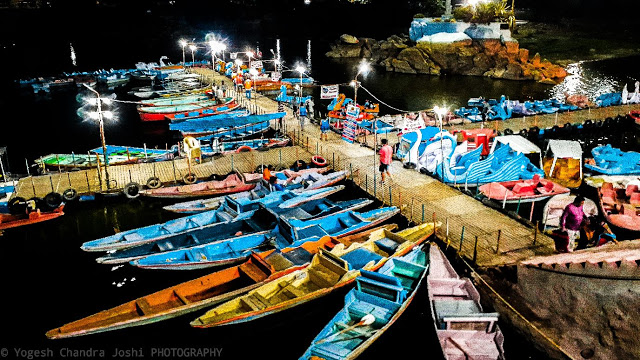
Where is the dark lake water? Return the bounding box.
[0,6,636,360]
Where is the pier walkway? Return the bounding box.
[14,67,640,269]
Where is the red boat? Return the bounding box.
[0,205,65,231]
[597,181,640,232]
[164,98,239,122]
[138,172,258,199]
[138,99,220,122]
[479,175,570,204]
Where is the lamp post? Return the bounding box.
[179,39,187,66]
[189,44,197,65]
[295,65,306,101]
[83,84,113,190]
[209,40,226,71]
[351,60,369,105]
[434,105,448,178]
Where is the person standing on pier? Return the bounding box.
[560,195,588,252]
[299,102,308,132]
[320,117,330,141]
[244,78,253,99]
[378,138,393,183]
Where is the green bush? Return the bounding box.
[452,0,511,23]
[413,13,426,18]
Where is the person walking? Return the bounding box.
[244,78,253,99]
[320,117,330,141]
[560,195,588,252]
[378,138,393,183]
[298,102,307,132]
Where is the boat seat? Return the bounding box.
[536,181,555,195]
[347,298,395,325]
[282,247,313,266]
[626,184,639,198]
[340,248,384,270]
[601,188,617,205]
[281,285,306,299]
[338,216,358,229]
[135,298,154,316]
[374,237,399,255]
[240,293,269,311]
[630,192,640,207]
[622,204,638,216]
[308,268,337,288]
[122,233,143,243]
[263,252,294,272]
[601,182,614,192]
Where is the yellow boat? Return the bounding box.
[190,222,439,328]
[542,140,583,189]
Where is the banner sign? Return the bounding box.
[397,113,426,135]
[342,105,360,143]
[250,60,263,69]
[320,85,339,99]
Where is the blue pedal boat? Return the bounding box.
[585,144,640,175]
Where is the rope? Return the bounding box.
[453,249,577,360]
[358,85,433,114]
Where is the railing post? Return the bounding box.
[495,229,502,254]
[421,204,425,223]
[533,221,538,245]
[529,201,535,222]
[389,186,392,206]
[459,226,465,252]
[473,235,479,265]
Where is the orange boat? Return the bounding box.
[45,224,397,339]
[0,205,65,231]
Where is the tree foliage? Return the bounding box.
[453,0,512,23]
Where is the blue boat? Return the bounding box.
[275,85,312,104]
[299,246,428,360]
[0,182,16,213]
[129,206,399,270]
[395,127,441,165]
[357,120,395,134]
[83,185,344,251]
[436,143,544,186]
[280,77,315,85]
[486,96,512,121]
[595,92,622,107]
[198,137,290,157]
[585,144,640,175]
[170,112,285,138]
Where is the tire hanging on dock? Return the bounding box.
[146,177,162,189]
[43,192,63,210]
[62,188,79,202]
[124,182,141,199]
[182,174,197,185]
[8,196,27,215]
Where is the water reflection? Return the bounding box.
[548,61,620,101]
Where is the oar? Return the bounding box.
[315,314,376,345]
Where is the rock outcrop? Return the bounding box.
[326,33,567,84]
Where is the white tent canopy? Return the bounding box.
[545,139,583,179]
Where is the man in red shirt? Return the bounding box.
[378,139,393,183]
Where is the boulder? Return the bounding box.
[390,59,416,74]
[464,24,500,40]
[340,34,359,44]
[518,48,529,63]
[325,43,363,58]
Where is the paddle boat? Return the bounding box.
[395,126,441,166]
[427,243,505,360]
[138,94,211,107]
[35,145,178,171]
[417,130,457,174]
[597,181,640,233]
[190,222,436,328]
[453,128,495,156]
[584,144,640,175]
[542,194,599,231]
[299,245,428,360]
[275,85,312,105]
[139,172,258,200]
[507,100,538,116]
[45,226,398,340]
[130,206,400,270]
[595,92,622,107]
[199,137,290,157]
[479,174,570,205]
[542,140,583,189]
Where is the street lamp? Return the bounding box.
[295,65,305,99]
[351,59,369,105]
[179,39,187,66]
[209,40,226,71]
[433,105,449,178]
[189,44,197,65]
[83,84,114,190]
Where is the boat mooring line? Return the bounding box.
[358,85,431,113]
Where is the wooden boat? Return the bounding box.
[585,144,640,175]
[137,99,220,122]
[597,181,640,232]
[45,226,396,339]
[139,172,257,199]
[0,205,65,231]
[299,246,428,360]
[280,170,349,192]
[130,207,401,270]
[479,175,570,204]
[189,222,436,328]
[542,194,599,231]
[427,243,505,360]
[170,112,286,138]
[35,145,177,171]
[139,94,211,107]
[84,185,343,252]
[164,98,239,121]
[542,140,583,189]
[162,184,344,214]
[199,137,290,157]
